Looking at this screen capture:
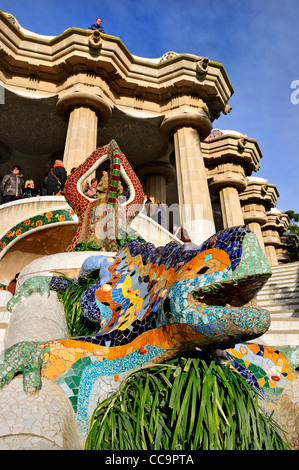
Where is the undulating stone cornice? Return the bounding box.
[0,11,233,119]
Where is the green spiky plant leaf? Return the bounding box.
[85,352,291,451]
[57,277,99,337]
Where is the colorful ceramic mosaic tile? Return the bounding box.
[63,139,144,252]
[0,143,296,444]
[223,343,296,412]
[0,208,77,259]
[1,225,277,439]
[206,128,224,140]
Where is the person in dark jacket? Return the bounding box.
[46,160,67,195]
[88,17,105,32]
[0,165,24,203]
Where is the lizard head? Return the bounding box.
[154,227,272,350]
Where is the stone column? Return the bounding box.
[219,186,245,227]
[207,165,247,229]
[239,178,279,255]
[247,220,266,252]
[262,209,290,266]
[136,161,175,204]
[56,92,112,173]
[201,131,263,231]
[159,109,215,245]
[144,173,167,204]
[264,244,278,266]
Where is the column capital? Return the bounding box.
[135,161,176,184]
[159,108,212,143]
[56,92,112,125]
[242,206,268,226]
[208,171,247,193]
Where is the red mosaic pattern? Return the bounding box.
[64,140,144,251]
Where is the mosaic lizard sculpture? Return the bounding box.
[1,225,273,438]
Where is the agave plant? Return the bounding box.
[70,241,102,252]
[85,353,291,451]
[57,277,99,337]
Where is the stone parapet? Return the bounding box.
[202,131,262,175]
[0,11,233,118]
[239,178,279,211]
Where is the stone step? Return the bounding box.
[258,289,299,299]
[270,267,299,275]
[258,298,299,307]
[257,331,299,347]
[258,298,299,308]
[270,267,299,274]
[258,302,299,312]
[269,273,299,280]
[271,262,299,270]
[265,272,299,279]
[266,273,299,282]
[268,311,299,319]
[269,262,299,271]
[258,282,299,290]
[269,318,299,330]
[255,263,299,346]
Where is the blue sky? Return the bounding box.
[1,0,299,213]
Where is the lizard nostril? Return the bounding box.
[197,266,210,275]
[163,297,172,319]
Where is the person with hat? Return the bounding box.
[0,165,24,203]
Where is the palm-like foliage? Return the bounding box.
[86,353,291,450]
[57,278,99,337]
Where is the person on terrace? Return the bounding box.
[84,178,98,198]
[88,17,105,33]
[46,160,67,196]
[96,170,123,198]
[0,165,24,203]
[22,179,40,198]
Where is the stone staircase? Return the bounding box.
[256,262,299,347]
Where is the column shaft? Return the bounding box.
[219,186,244,228]
[63,106,98,173]
[174,126,215,244]
[247,221,266,252]
[265,245,279,266]
[144,174,167,204]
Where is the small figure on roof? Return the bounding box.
[88,17,105,33]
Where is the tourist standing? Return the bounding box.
[22,179,39,198]
[88,17,105,33]
[46,160,67,195]
[84,178,98,198]
[0,165,24,203]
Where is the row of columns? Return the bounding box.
[56,91,287,265]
